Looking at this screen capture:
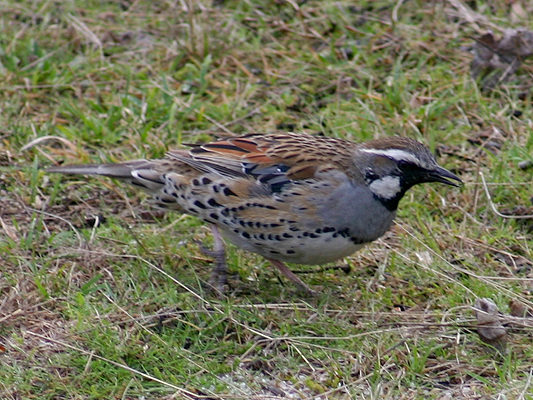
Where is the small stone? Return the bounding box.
[518,160,533,170]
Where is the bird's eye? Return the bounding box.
[397,160,411,169]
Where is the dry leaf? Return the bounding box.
[471,29,533,91]
[510,2,528,24]
[474,298,507,354]
[0,216,18,242]
[509,299,533,318]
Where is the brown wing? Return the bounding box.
[166,133,357,184]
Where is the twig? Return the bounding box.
[480,171,533,219]
[20,135,78,153]
[518,368,533,400]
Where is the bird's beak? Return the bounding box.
[429,166,462,187]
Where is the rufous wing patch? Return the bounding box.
[245,153,275,164]
[287,164,318,180]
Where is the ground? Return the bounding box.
[1,0,533,399]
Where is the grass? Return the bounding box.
[1,0,533,398]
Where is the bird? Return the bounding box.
[47,132,461,295]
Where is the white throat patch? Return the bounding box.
[369,176,401,199]
[360,148,421,166]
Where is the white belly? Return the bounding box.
[221,229,367,265]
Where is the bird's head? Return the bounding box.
[357,137,461,210]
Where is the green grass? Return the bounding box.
[1,0,533,398]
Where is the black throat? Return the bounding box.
[373,192,403,212]
[372,182,414,212]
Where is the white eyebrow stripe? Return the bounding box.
[360,148,420,165]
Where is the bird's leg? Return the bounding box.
[266,258,318,296]
[201,224,228,293]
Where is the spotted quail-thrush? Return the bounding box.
[47,132,461,294]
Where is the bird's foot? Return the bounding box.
[196,241,228,295]
[193,224,231,296]
[267,258,319,296]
